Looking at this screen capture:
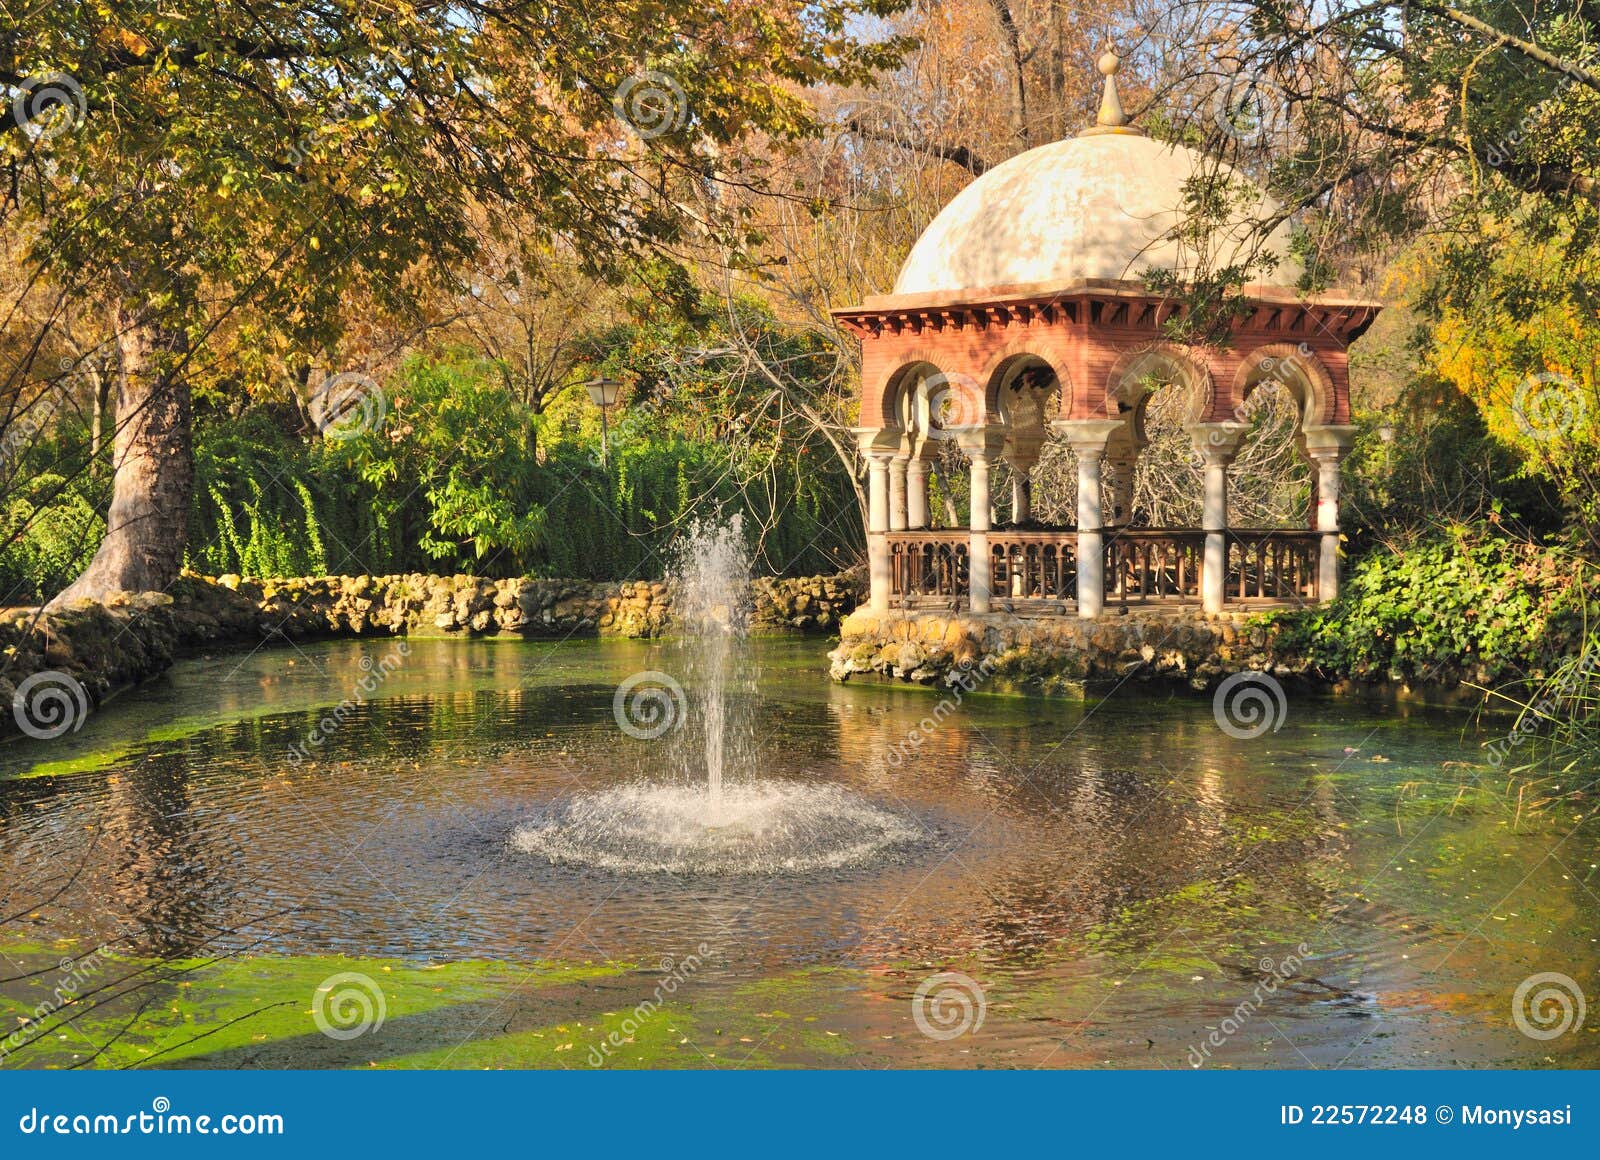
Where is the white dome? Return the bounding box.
[893,131,1302,298]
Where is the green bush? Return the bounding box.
[1269,527,1589,684]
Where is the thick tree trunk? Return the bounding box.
[47,303,192,606]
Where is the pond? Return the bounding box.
[2,635,1596,1069]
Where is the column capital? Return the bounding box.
[951,425,1007,461]
[852,426,903,458]
[1051,418,1123,454]
[1303,424,1359,457]
[1186,422,1249,464]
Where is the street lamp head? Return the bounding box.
[584,377,623,408]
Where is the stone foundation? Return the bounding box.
[828,607,1314,695]
[2,571,862,739]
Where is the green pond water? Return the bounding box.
[1,635,1597,1069]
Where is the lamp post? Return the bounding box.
[583,377,623,469]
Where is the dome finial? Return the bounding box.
[1096,49,1126,127]
[1082,48,1138,136]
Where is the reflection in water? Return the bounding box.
[0,636,1596,1067]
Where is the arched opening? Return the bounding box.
[1102,345,1212,527]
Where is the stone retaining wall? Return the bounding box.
[2,571,862,739]
[828,607,1317,695]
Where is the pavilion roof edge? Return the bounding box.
[832,278,1383,318]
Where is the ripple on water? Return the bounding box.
[509,780,925,875]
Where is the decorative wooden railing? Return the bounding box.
[990,532,1077,600]
[888,533,969,603]
[883,528,1322,608]
[1105,529,1204,604]
[1226,529,1320,603]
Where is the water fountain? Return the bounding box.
[512,515,921,874]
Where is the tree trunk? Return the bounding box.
[48,302,192,606]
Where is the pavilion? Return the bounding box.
[836,54,1380,620]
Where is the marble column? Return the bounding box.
[855,428,901,614]
[1103,455,1137,527]
[1187,424,1248,614]
[957,428,1006,615]
[1054,419,1123,619]
[1304,427,1356,602]
[888,453,909,532]
[906,456,930,530]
